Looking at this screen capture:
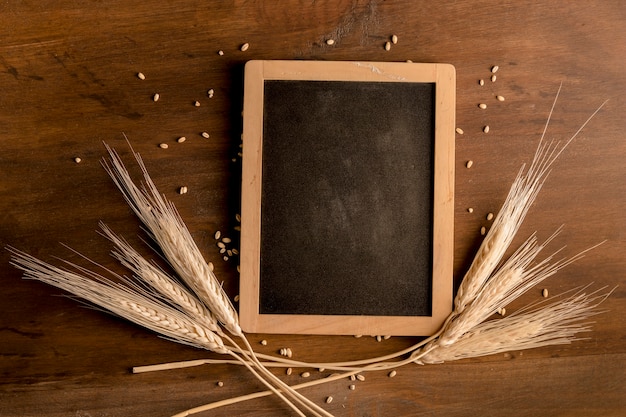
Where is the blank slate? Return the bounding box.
[240,60,455,336]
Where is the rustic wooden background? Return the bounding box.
[1,1,624,416]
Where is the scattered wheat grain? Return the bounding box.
[326,396,333,404]
[392,34,398,44]
[543,288,549,298]
[217,242,226,249]
[356,374,365,381]
[388,370,397,378]
[153,93,160,102]
[385,41,391,51]
[301,372,311,378]
[137,72,146,80]
[487,212,494,221]
[466,160,474,168]
[349,384,356,390]
[376,335,382,342]
[218,50,224,56]
[207,89,214,98]
[468,207,474,213]
[456,127,464,135]
[497,95,505,101]
[491,74,497,82]
[350,375,356,381]
[326,39,335,45]
[480,226,487,235]
[478,103,487,109]
[216,381,224,387]
[491,65,499,73]
[177,136,186,143]
[201,132,210,138]
[74,157,82,164]
[214,231,221,240]
[194,101,201,107]
[236,213,241,222]
[286,367,293,375]
[240,43,249,52]
[178,186,188,195]
[222,237,232,243]
[483,125,490,133]
[159,143,168,149]
[208,262,214,271]
[479,79,485,86]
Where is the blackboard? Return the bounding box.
[240,61,455,336]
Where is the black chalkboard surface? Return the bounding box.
[240,61,455,336]
[260,80,435,317]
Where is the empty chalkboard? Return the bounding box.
[240,61,455,336]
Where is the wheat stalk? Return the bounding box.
[8,247,229,354]
[101,143,242,337]
[415,287,612,364]
[453,85,608,315]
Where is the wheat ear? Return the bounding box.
[98,222,222,334]
[453,85,608,315]
[8,247,229,354]
[416,287,612,364]
[101,143,241,337]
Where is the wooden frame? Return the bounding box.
[240,60,455,336]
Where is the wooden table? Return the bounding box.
[1,1,624,416]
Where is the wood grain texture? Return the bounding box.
[1,1,624,416]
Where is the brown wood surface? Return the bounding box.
[1,1,624,416]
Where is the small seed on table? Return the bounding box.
[301,372,311,378]
[218,50,224,56]
[214,230,221,240]
[384,41,391,51]
[137,72,146,80]
[159,143,168,149]
[177,136,186,143]
[74,157,82,164]
[326,396,333,404]
[466,160,473,168]
[455,127,464,135]
[491,65,499,73]
[222,237,232,243]
[480,226,486,235]
[260,339,267,346]
[152,93,160,102]
[178,186,188,195]
[487,212,494,221]
[483,125,490,133]
[201,132,210,138]
[216,381,224,387]
[207,89,215,98]
[286,367,292,375]
[391,34,398,44]
[217,242,226,249]
[349,384,356,390]
[479,79,485,86]
[356,374,365,381]
[496,95,505,101]
[194,101,201,107]
[491,74,497,82]
[467,207,474,213]
[388,370,397,378]
[478,103,487,109]
[326,39,335,45]
[240,43,249,52]
[542,288,549,298]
